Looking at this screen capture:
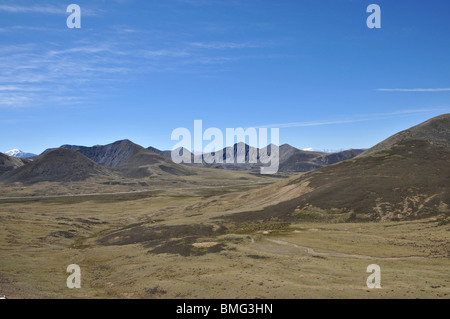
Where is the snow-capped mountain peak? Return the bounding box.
[6,149,21,157]
[5,149,36,158]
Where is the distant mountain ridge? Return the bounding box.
[40,139,196,179]
[5,149,36,159]
[40,141,363,174]
[148,143,365,172]
[1,114,448,206]
[42,140,172,168]
[3,139,365,182]
[42,140,142,167]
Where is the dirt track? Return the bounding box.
[0,181,273,201]
[252,238,429,260]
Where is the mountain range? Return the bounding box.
[146,143,364,172]
[30,140,364,176]
[1,113,449,222]
[0,139,363,184]
[1,139,197,184]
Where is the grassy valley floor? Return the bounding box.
[0,182,448,299]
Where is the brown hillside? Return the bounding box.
[225,115,450,222]
[0,153,28,175]
[0,148,114,184]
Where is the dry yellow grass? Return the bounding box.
[0,174,449,299]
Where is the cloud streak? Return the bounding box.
[0,85,44,92]
[0,38,235,107]
[0,4,99,16]
[377,88,450,92]
[0,4,64,14]
[0,18,276,107]
[188,42,260,50]
[257,108,448,129]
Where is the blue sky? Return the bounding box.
[0,0,449,154]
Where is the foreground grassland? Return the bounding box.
[0,180,449,299]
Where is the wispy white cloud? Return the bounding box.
[0,20,277,107]
[0,4,64,14]
[0,40,196,106]
[178,0,244,6]
[0,4,99,16]
[137,49,191,58]
[0,85,44,92]
[182,56,235,65]
[0,41,128,107]
[377,88,450,92]
[0,25,62,33]
[188,42,260,49]
[0,35,263,106]
[257,108,448,129]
